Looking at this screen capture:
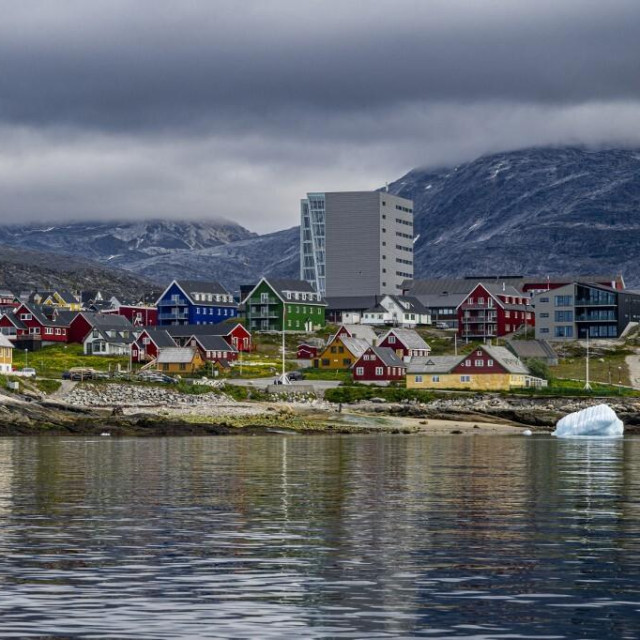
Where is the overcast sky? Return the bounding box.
[1,0,639,232]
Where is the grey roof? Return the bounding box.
[390,295,430,315]
[53,310,79,326]
[337,337,370,359]
[164,322,237,338]
[189,334,237,352]
[478,282,525,298]
[55,290,80,304]
[0,312,26,329]
[337,324,378,345]
[369,346,407,368]
[87,328,136,346]
[407,356,462,374]
[382,328,431,351]
[157,347,198,364]
[364,304,387,313]
[482,345,530,375]
[140,328,177,348]
[176,280,231,297]
[267,278,326,304]
[20,303,70,327]
[81,312,135,331]
[417,292,467,309]
[0,334,14,349]
[506,340,557,361]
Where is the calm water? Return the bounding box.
[0,434,638,639]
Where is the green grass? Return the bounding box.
[13,344,130,379]
[31,379,62,395]
[325,385,434,404]
[299,367,352,383]
[550,349,631,387]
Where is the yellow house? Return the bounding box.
[314,335,370,370]
[0,334,14,374]
[406,344,546,391]
[40,290,82,311]
[156,347,205,375]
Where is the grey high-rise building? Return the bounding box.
[300,191,414,298]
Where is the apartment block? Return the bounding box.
[300,191,414,298]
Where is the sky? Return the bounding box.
[0,0,639,233]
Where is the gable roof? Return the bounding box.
[189,334,237,352]
[336,324,378,345]
[407,355,462,374]
[54,290,80,304]
[157,347,199,364]
[325,295,378,311]
[139,328,177,348]
[381,327,430,351]
[382,295,430,315]
[158,280,234,307]
[164,322,241,338]
[78,312,135,331]
[242,277,325,305]
[506,339,557,361]
[329,336,370,359]
[367,346,407,368]
[481,345,530,375]
[0,334,14,349]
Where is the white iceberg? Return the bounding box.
[552,404,624,438]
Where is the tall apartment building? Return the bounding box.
[300,191,414,298]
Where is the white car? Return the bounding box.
[19,368,37,378]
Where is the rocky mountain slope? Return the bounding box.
[387,146,640,286]
[0,245,152,298]
[1,147,639,290]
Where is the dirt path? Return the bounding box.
[50,380,77,399]
[625,352,640,389]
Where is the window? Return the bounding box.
[20,313,32,321]
[487,359,494,366]
[261,293,269,302]
[540,312,549,318]
[555,295,573,306]
[180,363,187,371]
[475,359,484,366]
[343,358,352,366]
[432,375,440,382]
[388,335,396,344]
[356,367,364,376]
[375,367,384,376]
[460,375,471,382]
[415,375,423,383]
[539,297,549,303]
[555,310,574,322]
[554,326,574,338]
[540,328,550,334]
[321,359,330,366]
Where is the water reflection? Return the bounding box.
[0,435,637,638]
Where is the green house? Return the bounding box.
[242,278,326,332]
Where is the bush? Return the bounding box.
[325,385,433,404]
[527,358,551,381]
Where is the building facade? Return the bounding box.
[300,191,414,298]
[156,280,237,326]
[533,282,640,340]
[243,278,326,333]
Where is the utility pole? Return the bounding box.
[281,303,288,384]
[584,333,592,391]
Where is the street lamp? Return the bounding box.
[24,349,28,368]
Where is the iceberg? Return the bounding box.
[552,404,624,438]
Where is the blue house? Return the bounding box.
[156,280,238,326]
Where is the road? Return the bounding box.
[225,378,342,393]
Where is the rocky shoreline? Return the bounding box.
[1,383,639,436]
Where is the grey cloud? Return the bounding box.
[0,1,639,230]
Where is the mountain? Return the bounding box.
[387,146,640,286]
[1,147,639,291]
[0,245,153,298]
[0,219,255,268]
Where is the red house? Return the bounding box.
[377,327,430,360]
[165,322,252,352]
[352,346,407,382]
[103,304,158,327]
[187,334,238,363]
[456,283,534,340]
[68,312,135,344]
[132,328,177,363]
[297,343,318,359]
[11,303,70,343]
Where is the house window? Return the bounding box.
[487,359,494,366]
[321,359,330,366]
[540,328,550,334]
[475,360,484,366]
[180,363,187,371]
[261,293,269,302]
[388,336,396,344]
[432,375,440,382]
[415,375,423,383]
[555,295,573,307]
[460,375,471,382]
[343,358,351,366]
[540,297,549,303]
[20,314,32,321]
[375,367,384,376]
[356,367,364,376]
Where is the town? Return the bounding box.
[1,190,638,396]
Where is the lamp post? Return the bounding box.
[584,333,592,391]
[24,349,28,368]
[281,304,288,384]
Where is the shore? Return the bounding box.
[1,382,639,436]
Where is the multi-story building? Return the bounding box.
[300,191,414,298]
[533,282,640,340]
[242,278,326,333]
[0,334,14,373]
[155,280,237,326]
[457,283,534,340]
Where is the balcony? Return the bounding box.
[158,312,189,321]
[575,299,617,307]
[462,316,497,324]
[460,303,495,311]
[158,300,188,307]
[575,316,616,323]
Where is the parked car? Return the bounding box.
[286,370,305,381]
[67,367,97,381]
[436,322,449,329]
[20,367,37,378]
